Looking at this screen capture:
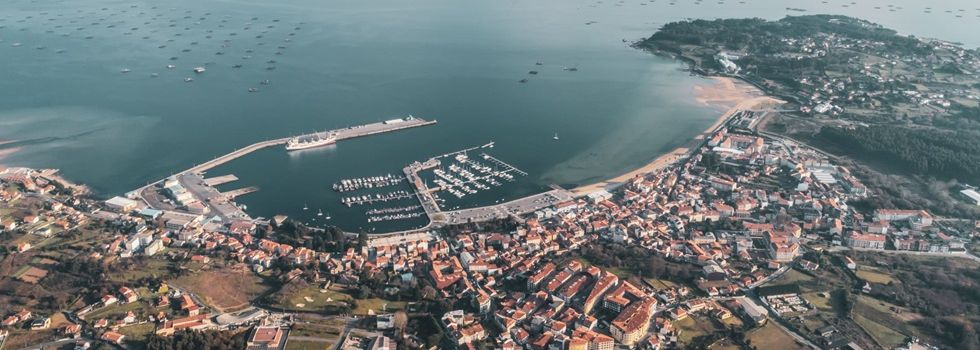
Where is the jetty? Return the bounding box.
[130,116,436,218]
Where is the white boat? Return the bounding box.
[317,209,323,216]
[193,66,206,73]
[286,133,337,151]
[553,132,559,140]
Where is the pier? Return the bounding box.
[204,174,239,186]
[480,153,528,176]
[221,186,259,199]
[130,116,436,218]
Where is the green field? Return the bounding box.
[285,340,334,350]
[853,313,907,349]
[768,269,814,287]
[851,295,918,348]
[117,323,157,347]
[675,316,721,345]
[83,301,149,321]
[644,278,679,290]
[277,285,352,312]
[745,323,808,350]
[353,298,407,315]
[855,268,896,284]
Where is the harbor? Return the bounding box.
[129,116,436,221]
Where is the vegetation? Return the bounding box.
[853,253,980,348]
[144,330,246,350]
[641,14,980,219]
[816,125,980,183]
[574,242,698,280]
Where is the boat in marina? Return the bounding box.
[285,132,337,151]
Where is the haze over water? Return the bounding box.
[1,0,978,231]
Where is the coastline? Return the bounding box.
[571,76,782,196]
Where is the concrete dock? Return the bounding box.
[204,174,239,186]
[131,116,436,218]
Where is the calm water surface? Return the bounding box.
[1,0,978,231]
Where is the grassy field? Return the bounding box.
[84,301,149,321]
[172,266,273,312]
[279,285,352,312]
[745,323,808,350]
[117,323,157,348]
[851,295,919,348]
[111,258,172,282]
[853,313,907,349]
[768,269,814,287]
[855,268,897,284]
[285,340,334,350]
[675,316,721,345]
[287,318,346,349]
[574,257,635,279]
[644,278,679,290]
[354,298,407,315]
[274,284,405,315]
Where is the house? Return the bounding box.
[101,331,126,344]
[63,323,82,336]
[30,317,50,330]
[119,287,139,303]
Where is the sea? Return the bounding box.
[1,0,978,232]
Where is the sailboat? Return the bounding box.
[324,212,332,220]
[553,132,560,141]
[303,203,308,210]
[317,209,323,216]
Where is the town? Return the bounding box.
[1,100,977,350]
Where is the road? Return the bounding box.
[828,246,980,263]
[442,188,574,225]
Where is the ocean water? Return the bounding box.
[1,0,978,231]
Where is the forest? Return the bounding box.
[816,125,980,184]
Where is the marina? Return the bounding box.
[341,190,415,207]
[418,143,528,205]
[332,174,405,192]
[130,116,436,219]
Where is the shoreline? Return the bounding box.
[571,76,782,196]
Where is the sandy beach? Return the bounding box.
[572,77,782,195]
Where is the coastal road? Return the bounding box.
[442,188,574,225]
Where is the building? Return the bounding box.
[846,231,886,250]
[105,196,139,213]
[246,326,287,350]
[155,314,212,336]
[101,331,126,344]
[610,297,657,347]
[960,189,980,206]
